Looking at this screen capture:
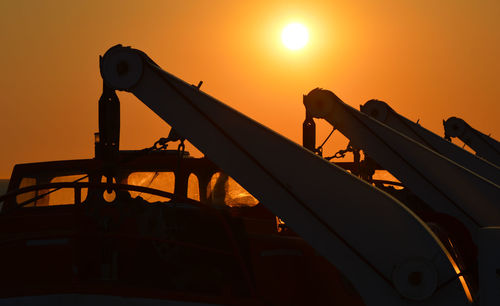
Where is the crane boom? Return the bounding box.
[303,88,500,241]
[444,117,500,167]
[360,100,500,185]
[100,45,470,305]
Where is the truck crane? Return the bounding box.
[444,117,500,167]
[97,45,473,305]
[303,88,500,305]
[360,100,499,185]
[356,98,500,304]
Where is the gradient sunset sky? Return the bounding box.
[1,0,499,178]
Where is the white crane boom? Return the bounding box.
[303,89,500,241]
[444,117,500,167]
[100,45,471,305]
[360,100,500,185]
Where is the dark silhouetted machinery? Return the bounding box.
[1,45,499,305]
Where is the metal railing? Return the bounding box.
[0,181,257,297]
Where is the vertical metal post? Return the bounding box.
[303,108,316,152]
[479,227,500,306]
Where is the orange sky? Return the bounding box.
[1,0,499,178]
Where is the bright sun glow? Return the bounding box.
[281,23,309,50]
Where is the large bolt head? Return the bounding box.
[392,258,438,300]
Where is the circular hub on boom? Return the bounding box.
[101,45,144,90]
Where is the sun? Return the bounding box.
[281,23,309,50]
